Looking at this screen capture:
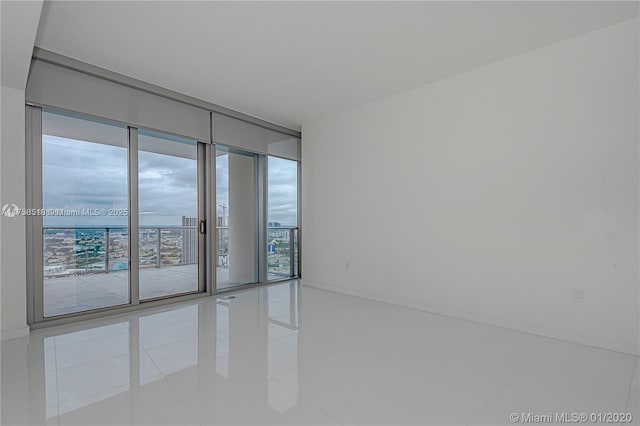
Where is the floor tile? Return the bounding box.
[57,378,200,425]
[2,281,637,426]
[471,341,637,425]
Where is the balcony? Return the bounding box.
[266,227,300,280]
[43,226,299,317]
[215,227,300,287]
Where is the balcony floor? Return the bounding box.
[44,265,199,317]
[44,265,292,317]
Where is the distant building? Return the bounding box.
[182,216,198,264]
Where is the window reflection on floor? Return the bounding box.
[216,302,230,378]
[29,283,305,423]
[139,305,199,378]
[43,305,200,417]
[44,323,130,417]
[7,280,637,426]
[267,283,299,413]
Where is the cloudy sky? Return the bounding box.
[215,153,298,227]
[266,156,298,226]
[43,135,129,226]
[42,136,297,227]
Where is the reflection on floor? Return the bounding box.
[3,281,639,425]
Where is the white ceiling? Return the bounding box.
[35,1,638,130]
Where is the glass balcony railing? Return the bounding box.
[267,227,299,280]
[139,226,198,268]
[216,226,300,280]
[44,226,300,281]
[43,226,198,278]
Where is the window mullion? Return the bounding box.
[129,127,140,305]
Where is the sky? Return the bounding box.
[266,156,298,226]
[216,153,298,227]
[42,135,297,227]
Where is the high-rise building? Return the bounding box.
[181,216,198,265]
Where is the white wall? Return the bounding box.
[1,0,43,340]
[1,85,29,339]
[302,19,640,355]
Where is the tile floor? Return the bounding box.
[2,281,638,425]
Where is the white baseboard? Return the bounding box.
[302,280,639,356]
[1,326,30,341]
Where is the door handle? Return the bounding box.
[199,219,206,234]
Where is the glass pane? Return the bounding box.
[42,111,129,317]
[138,129,198,300]
[216,146,258,289]
[267,156,299,280]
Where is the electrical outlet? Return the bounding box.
[572,289,584,303]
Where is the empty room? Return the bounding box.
[1,1,639,425]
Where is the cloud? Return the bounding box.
[267,157,298,226]
[138,150,198,220]
[43,135,197,226]
[42,135,298,227]
[43,136,128,226]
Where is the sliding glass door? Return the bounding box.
[42,111,130,317]
[138,130,202,300]
[32,107,301,324]
[215,146,259,290]
[267,156,299,281]
[38,109,207,320]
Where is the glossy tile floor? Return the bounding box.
[3,281,638,425]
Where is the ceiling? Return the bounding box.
[34,1,638,131]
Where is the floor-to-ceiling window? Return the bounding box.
[215,146,259,290]
[138,130,200,300]
[42,111,130,317]
[267,156,299,280]
[32,107,301,324]
[28,62,301,324]
[35,108,208,321]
